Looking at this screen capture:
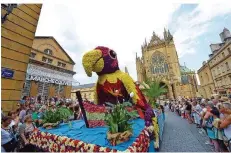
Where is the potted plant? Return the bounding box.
[105,102,139,146]
[42,107,73,129]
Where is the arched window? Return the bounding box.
[151,51,168,74]
[206,73,210,82]
[209,87,213,97]
[44,49,53,55]
[228,48,231,54]
[200,76,203,84]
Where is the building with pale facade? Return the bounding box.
[1,4,42,112]
[136,29,197,99]
[197,61,215,98]
[71,83,95,102]
[22,36,76,99]
[198,28,231,98]
[208,28,231,96]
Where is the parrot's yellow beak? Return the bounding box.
[82,49,104,77]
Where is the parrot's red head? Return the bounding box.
[82,46,119,77]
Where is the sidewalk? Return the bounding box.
[160,110,214,152]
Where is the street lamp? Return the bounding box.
[1,4,19,24]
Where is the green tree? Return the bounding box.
[141,78,167,108]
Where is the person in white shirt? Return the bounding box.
[194,101,202,128]
[182,103,187,118]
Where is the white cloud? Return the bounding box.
[36,2,231,85]
[172,3,231,59]
[36,1,180,84]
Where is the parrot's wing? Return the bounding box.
[121,72,148,119]
[121,73,147,106]
[120,72,139,103]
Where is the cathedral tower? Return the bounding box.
[136,28,185,99]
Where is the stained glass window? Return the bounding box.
[151,51,168,74]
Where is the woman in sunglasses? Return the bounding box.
[17,115,37,152]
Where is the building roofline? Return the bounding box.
[197,62,209,73]
[29,59,76,75]
[208,41,231,62]
[35,36,75,65]
[72,83,95,89]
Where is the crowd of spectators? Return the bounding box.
[1,95,83,152]
[169,95,231,152]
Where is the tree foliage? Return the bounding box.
[141,78,167,107]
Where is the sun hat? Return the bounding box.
[220,97,228,102]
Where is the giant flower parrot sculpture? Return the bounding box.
[82,46,154,119]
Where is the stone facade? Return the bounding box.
[208,28,231,96]
[197,62,215,98]
[22,37,76,99]
[198,28,231,98]
[136,29,197,99]
[71,83,95,102]
[1,4,42,112]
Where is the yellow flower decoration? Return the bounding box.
[152,117,159,148]
[96,70,140,104]
[82,49,104,77]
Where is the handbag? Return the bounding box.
[2,138,17,152]
[18,144,37,152]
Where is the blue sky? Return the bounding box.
[171,4,231,71]
[36,2,231,85]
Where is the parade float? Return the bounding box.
[41,107,73,129]
[29,46,165,152]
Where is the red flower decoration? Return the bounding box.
[29,126,150,152]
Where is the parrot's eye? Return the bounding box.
[109,50,117,59]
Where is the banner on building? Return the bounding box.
[26,74,71,86]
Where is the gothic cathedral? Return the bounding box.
[136,29,198,100]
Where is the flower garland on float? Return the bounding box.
[29,128,150,152]
[82,101,136,128]
[83,102,107,127]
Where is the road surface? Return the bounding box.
[160,110,214,152]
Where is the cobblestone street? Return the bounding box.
[160,110,214,152]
